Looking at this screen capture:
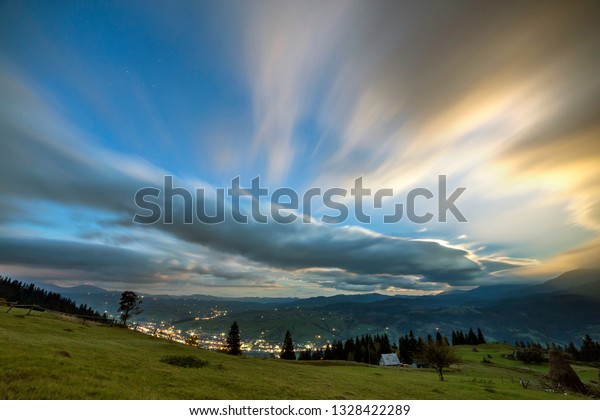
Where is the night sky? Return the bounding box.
[1,1,599,296]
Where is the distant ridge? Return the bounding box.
[522,268,600,298]
[35,283,113,295]
[15,268,600,344]
[30,268,600,305]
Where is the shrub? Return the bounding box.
[515,347,544,364]
[160,355,209,368]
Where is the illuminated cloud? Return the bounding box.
[0,1,598,295]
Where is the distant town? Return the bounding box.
[133,315,315,358]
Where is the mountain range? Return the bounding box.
[36,269,600,346]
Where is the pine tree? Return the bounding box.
[323,344,333,360]
[467,328,478,345]
[381,334,392,354]
[344,339,355,361]
[226,321,242,355]
[281,330,296,360]
[366,335,375,364]
[566,342,579,360]
[399,335,410,364]
[580,334,599,362]
[477,328,486,344]
[354,338,364,363]
[298,349,312,360]
[435,331,443,346]
[416,337,425,354]
[332,340,344,360]
[408,331,418,362]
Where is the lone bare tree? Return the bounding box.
[422,341,461,381]
[118,291,143,326]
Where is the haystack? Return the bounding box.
[548,349,587,394]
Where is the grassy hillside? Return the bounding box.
[0,308,596,399]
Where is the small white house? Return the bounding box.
[379,353,401,366]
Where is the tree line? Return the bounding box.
[0,276,102,319]
[509,335,600,364]
[565,335,600,362]
[221,322,485,365]
[222,323,461,381]
[297,333,393,364]
[451,327,486,346]
[398,331,450,365]
[0,276,146,328]
[398,328,485,364]
[222,321,395,365]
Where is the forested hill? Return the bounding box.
[0,276,101,318]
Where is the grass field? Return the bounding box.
[0,308,597,399]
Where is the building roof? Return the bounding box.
[379,353,401,366]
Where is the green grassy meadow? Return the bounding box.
[0,308,597,399]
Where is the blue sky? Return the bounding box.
[1,1,599,296]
